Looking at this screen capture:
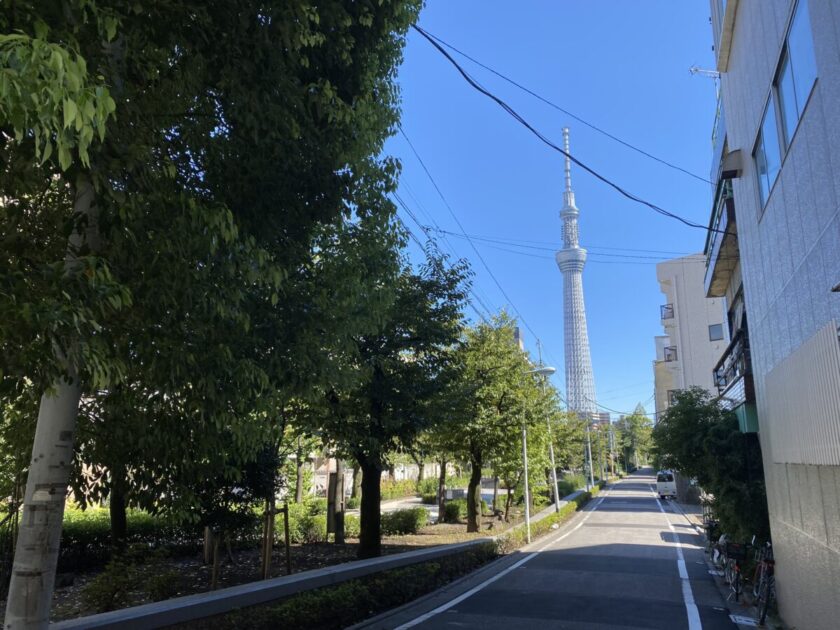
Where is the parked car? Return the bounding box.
[656,470,676,499]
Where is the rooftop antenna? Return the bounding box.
[689,65,720,79]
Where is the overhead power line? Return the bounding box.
[398,126,547,344]
[393,195,493,322]
[411,24,732,238]
[421,28,712,185]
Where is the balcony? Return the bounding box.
[660,304,674,320]
[713,328,758,432]
[664,346,678,362]
[704,181,740,298]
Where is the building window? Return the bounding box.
[664,346,678,362]
[776,0,817,147]
[754,98,781,207]
[667,390,680,406]
[709,323,725,341]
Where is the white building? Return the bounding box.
[653,255,728,420]
[707,1,840,627]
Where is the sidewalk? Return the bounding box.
[672,499,786,630]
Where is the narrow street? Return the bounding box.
[367,470,739,630]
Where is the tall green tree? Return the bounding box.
[439,314,554,532]
[2,1,421,623]
[321,252,468,558]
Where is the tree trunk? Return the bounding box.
[334,460,345,545]
[358,458,382,559]
[261,496,275,579]
[351,465,361,499]
[203,527,213,564]
[492,474,498,512]
[466,447,482,533]
[294,445,305,503]
[505,483,515,523]
[5,178,94,629]
[109,482,128,553]
[413,455,425,483]
[210,534,221,590]
[387,464,396,481]
[437,458,446,524]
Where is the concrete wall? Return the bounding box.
[713,1,840,627]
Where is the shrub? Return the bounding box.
[417,477,438,496]
[344,514,361,538]
[146,569,181,602]
[345,496,360,510]
[277,501,332,544]
[80,557,137,612]
[380,479,418,501]
[420,493,437,505]
[302,514,328,544]
[306,498,328,516]
[443,501,462,524]
[381,508,427,535]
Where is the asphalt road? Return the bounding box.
[364,470,738,630]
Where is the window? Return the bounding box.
[667,390,680,406]
[754,99,781,207]
[777,0,818,147]
[664,346,678,362]
[657,472,674,483]
[709,323,725,341]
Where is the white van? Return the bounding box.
[656,470,677,499]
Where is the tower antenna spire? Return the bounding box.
[563,127,575,209]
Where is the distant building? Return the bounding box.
[596,412,611,427]
[706,2,840,627]
[653,255,728,421]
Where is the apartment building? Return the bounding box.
[707,1,840,627]
[653,256,728,422]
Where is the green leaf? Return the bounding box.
[63,98,77,129]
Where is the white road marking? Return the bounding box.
[394,491,607,629]
[652,486,703,630]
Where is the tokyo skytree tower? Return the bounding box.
[555,127,597,419]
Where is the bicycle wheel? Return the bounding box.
[756,574,774,625]
[724,559,735,585]
[753,564,764,599]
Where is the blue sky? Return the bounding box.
[386,1,719,417]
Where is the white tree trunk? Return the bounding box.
[5,178,94,629]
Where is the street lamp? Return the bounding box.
[524,365,559,543]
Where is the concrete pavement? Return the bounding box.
[361,470,739,630]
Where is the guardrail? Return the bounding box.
[53,491,587,629]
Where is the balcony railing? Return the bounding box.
[664,346,678,362]
[661,304,674,320]
[713,328,754,403]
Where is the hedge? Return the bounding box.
[60,497,338,571]
[182,544,498,629]
[379,479,417,501]
[495,487,596,554]
[60,507,205,571]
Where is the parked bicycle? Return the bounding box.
[752,540,775,626]
[723,540,748,602]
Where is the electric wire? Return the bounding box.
[411,24,732,237]
[420,27,712,185]
[398,126,548,344]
